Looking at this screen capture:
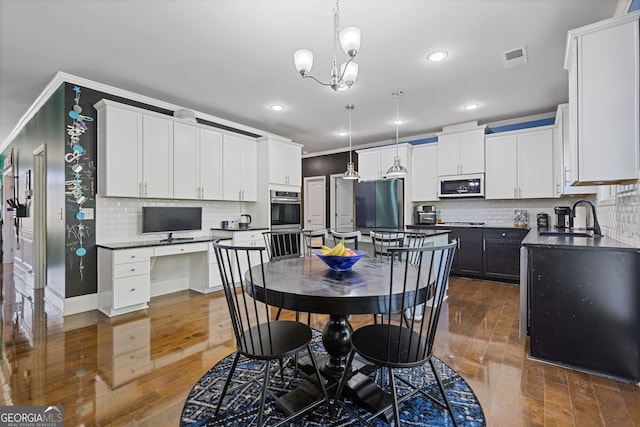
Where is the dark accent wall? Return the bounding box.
[302,151,357,227]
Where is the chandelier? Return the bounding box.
[293,0,361,91]
[386,91,408,177]
[343,104,359,180]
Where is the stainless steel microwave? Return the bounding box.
[438,173,484,198]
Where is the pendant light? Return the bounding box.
[386,90,408,177]
[343,104,359,180]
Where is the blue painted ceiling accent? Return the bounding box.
[630,0,640,12]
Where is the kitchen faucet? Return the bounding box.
[571,199,602,237]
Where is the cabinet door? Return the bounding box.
[437,134,460,176]
[99,105,143,197]
[238,136,257,201]
[222,136,241,201]
[142,115,174,198]
[483,229,528,281]
[458,129,485,174]
[199,129,223,200]
[518,129,554,198]
[269,140,301,186]
[575,19,639,183]
[173,122,199,199]
[411,144,438,201]
[358,150,382,181]
[485,134,518,199]
[449,228,482,276]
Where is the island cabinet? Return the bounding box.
[173,123,223,200]
[411,144,438,202]
[222,134,257,201]
[485,127,554,199]
[436,125,486,176]
[526,244,640,381]
[96,99,174,198]
[482,228,529,281]
[565,12,640,185]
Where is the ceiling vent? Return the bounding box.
[502,46,528,69]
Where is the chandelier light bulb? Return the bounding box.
[294,49,314,75]
[339,26,361,57]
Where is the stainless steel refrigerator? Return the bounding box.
[355,179,404,229]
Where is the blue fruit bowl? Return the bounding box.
[313,249,367,271]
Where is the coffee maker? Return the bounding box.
[554,206,573,229]
[415,205,437,225]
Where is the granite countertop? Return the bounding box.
[521,227,640,252]
[408,223,531,230]
[97,236,230,250]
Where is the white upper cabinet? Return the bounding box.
[96,100,143,198]
[411,144,439,201]
[265,138,302,187]
[485,127,555,199]
[223,134,257,201]
[174,123,223,200]
[553,104,596,196]
[357,145,410,181]
[436,125,486,176]
[565,12,640,185]
[142,115,174,198]
[96,100,173,199]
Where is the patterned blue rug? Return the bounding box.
[181,332,485,426]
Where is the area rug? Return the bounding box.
[181,332,486,426]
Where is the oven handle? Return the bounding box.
[271,198,301,204]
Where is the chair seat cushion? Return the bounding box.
[237,320,312,360]
[352,324,429,368]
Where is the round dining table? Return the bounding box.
[247,254,425,375]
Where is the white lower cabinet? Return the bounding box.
[98,247,153,317]
[485,127,555,199]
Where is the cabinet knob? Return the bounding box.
[130,268,136,272]
[130,288,136,292]
[130,255,136,259]
[502,233,506,237]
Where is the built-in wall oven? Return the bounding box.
[270,190,302,230]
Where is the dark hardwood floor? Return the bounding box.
[1,265,638,426]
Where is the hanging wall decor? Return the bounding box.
[64,86,94,282]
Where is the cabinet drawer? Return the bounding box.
[113,275,150,309]
[113,248,154,265]
[113,261,150,279]
[483,229,529,241]
[154,242,208,257]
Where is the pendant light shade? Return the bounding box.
[343,104,359,180]
[386,91,408,177]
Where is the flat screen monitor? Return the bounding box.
[142,207,202,235]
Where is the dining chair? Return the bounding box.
[329,230,361,250]
[302,229,328,256]
[211,240,329,426]
[331,241,458,427]
[263,230,310,324]
[370,230,405,260]
[262,229,303,261]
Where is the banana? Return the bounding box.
[320,238,347,256]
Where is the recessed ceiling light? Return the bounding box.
[270,104,284,111]
[427,50,448,62]
[464,103,479,111]
[338,131,348,136]
[393,120,404,125]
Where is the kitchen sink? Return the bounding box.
[538,231,593,238]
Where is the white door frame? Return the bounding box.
[33,144,47,289]
[303,176,326,229]
[2,168,15,264]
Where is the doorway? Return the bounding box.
[33,145,46,289]
[303,176,326,230]
[330,173,354,230]
[2,168,15,264]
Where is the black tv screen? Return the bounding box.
[142,207,202,234]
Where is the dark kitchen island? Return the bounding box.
[520,231,640,382]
